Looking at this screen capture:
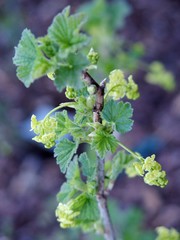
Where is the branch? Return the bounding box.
[83,71,116,240]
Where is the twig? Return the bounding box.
[83,71,116,240]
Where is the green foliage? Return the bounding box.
[91,126,119,158]
[48,6,89,54]
[56,193,99,229]
[155,226,180,240]
[79,152,97,181]
[13,29,54,87]
[13,4,171,240]
[13,6,89,90]
[79,0,175,91]
[78,0,144,76]
[102,99,133,134]
[54,139,78,173]
[54,53,88,91]
[111,151,138,180]
[146,61,175,91]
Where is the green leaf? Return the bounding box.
[55,110,90,141]
[91,128,118,158]
[48,6,89,53]
[57,182,77,203]
[54,139,78,173]
[79,153,97,181]
[54,53,88,92]
[75,195,99,223]
[66,156,87,192]
[13,29,54,87]
[102,99,133,134]
[55,110,71,138]
[66,156,80,181]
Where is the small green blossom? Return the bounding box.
[47,72,55,80]
[87,48,99,65]
[144,170,168,188]
[106,69,140,100]
[142,155,168,187]
[65,86,77,99]
[31,114,57,148]
[55,202,80,228]
[127,154,168,188]
[143,154,162,172]
[133,162,144,176]
[126,75,140,100]
[156,226,180,240]
[106,69,127,100]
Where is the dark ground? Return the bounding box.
[0,0,180,239]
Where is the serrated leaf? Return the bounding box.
[66,156,80,181]
[102,99,133,134]
[76,195,99,223]
[91,128,118,158]
[54,139,78,173]
[54,53,88,92]
[79,153,97,181]
[57,182,77,203]
[65,156,87,192]
[13,29,54,87]
[55,110,89,141]
[48,6,89,53]
[55,110,71,138]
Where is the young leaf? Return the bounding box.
[102,99,133,134]
[57,182,77,203]
[79,152,97,181]
[55,110,71,138]
[54,53,88,91]
[13,29,54,87]
[55,110,90,141]
[91,128,118,158]
[66,156,80,181]
[54,139,78,173]
[48,6,89,53]
[76,195,99,223]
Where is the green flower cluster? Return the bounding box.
[55,202,80,228]
[156,226,180,240]
[31,114,57,148]
[133,154,168,188]
[106,69,139,100]
[87,48,99,65]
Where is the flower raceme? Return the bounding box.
[31,114,57,148]
[133,154,168,188]
[106,69,140,100]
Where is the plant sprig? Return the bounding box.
[13,5,174,240]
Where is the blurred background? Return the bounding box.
[0,0,180,239]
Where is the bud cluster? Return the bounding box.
[87,48,99,65]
